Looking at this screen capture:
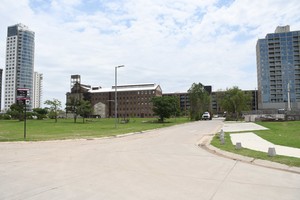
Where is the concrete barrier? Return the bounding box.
[268,147,276,157]
[235,142,242,150]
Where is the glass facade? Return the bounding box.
[257,26,300,110]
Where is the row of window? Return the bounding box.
[93,93,156,98]
[7,40,16,44]
[116,113,154,117]
[137,91,156,95]
[93,97,153,102]
[267,31,300,38]
[6,57,15,61]
[7,43,17,48]
[117,106,152,111]
[7,48,16,52]
[7,36,17,40]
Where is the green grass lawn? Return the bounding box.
[0,117,189,142]
[255,121,300,148]
[211,121,300,167]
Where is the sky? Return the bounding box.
[1,0,300,107]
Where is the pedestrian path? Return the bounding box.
[222,122,268,132]
[222,122,300,159]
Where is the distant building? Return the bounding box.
[32,72,43,108]
[0,68,2,111]
[211,90,258,115]
[66,76,162,118]
[256,25,300,110]
[4,23,35,111]
[66,75,260,118]
[163,86,211,116]
[163,93,190,116]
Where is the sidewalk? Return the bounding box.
[231,132,300,158]
[222,122,269,132]
[200,121,300,174]
[223,122,300,158]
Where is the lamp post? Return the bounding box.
[115,65,125,128]
[254,87,257,114]
[287,82,291,111]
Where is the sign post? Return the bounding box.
[17,88,30,140]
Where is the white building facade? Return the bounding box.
[33,72,43,108]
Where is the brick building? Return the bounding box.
[66,78,162,118]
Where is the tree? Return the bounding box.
[221,86,251,120]
[7,103,24,120]
[66,97,79,123]
[77,100,92,123]
[32,108,48,120]
[151,96,179,123]
[44,99,62,123]
[213,89,226,115]
[188,83,211,120]
[66,97,92,123]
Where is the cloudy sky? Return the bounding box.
[1,0,300,107]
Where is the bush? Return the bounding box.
[0,114,12,120]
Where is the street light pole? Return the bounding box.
[115,65,125,128]
[287,82,291,111]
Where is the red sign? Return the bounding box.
[16,97,30,101]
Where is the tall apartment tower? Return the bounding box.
[256,25,300,110]
[0,68,3,111]
[4,24,35,111]
[33,72,43,108]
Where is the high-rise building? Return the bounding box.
[0,68,3,111]
[4,23,35,111]
[33,72,43,108]
[256,25,300,110]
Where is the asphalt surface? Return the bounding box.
[0,119,300,200]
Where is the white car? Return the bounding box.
[201,112,211,120]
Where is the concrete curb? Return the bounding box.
[197,134,300,174]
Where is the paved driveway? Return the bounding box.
[0,120,299,200]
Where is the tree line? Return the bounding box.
[150,83,251,122]
[2,98,92,123]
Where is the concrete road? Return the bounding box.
[0,120,299,200]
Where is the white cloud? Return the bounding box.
[1,0,300,107]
